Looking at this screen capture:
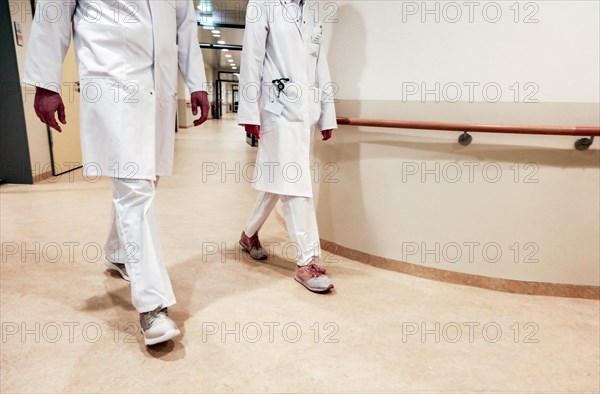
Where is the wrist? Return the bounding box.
[36,86,59,96]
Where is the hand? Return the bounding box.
[191,90,209,126]
[243,124,261,140]
[34,87,66,132]
[321,129,333,141]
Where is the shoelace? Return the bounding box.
[308,263,326,277]
[141,306,167,330]
[249,234,262,249]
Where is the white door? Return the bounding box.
[49,38,82,175]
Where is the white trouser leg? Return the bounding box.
[280,195,321,267]
[244,192,279,237]
[104,178,176,313]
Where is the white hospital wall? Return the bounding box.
[313,1,600,285]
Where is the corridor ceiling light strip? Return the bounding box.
[199,43,242,51]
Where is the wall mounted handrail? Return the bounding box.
[336,117,599,150]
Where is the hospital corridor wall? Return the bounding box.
[311,1,600,291]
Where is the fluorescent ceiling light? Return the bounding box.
[198,1,212,10]
[221,49,229,52]
[225,54,232,58]
[211,30,220,34]
[217,40,225,44]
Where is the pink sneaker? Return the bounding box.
[294,261,334,293]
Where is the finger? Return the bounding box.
[193,116,208,127]
[39,111,52,127]
[191,96,198,115]
[35,105,47,124]
[47,112,62,132]
[193,109,208,126]
[196,113,208,126]
[58,102,66,124]
[197,101,209,126]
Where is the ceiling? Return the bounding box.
[194,0,249,78]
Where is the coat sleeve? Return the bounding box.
[176,0,207,93]
[316,36,338,132]
[23,0,77,93]
[237,0,269,126]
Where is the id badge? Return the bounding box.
[312,25,323,44]
[265,99,284,116]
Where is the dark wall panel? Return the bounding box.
[1,0,33,184]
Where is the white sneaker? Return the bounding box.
[104,259,130,282]
[294,261,334,293]
[140,306,181,346]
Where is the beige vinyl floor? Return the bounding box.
[1,115,599,393]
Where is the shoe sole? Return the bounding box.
[104,260,130,282]
[239,240,268,261]
[294,275,334,293]
[144,328,181,346]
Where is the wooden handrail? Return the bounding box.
[336,117,600,137]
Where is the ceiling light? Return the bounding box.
[217,40,225,44]
[228,59,234,62]
[198,1,212,10]
[221,49,229,52]
[225,54,232,58]
[211,30,220,34]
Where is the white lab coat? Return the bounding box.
[24,0,206,180]
[238,0,337,197]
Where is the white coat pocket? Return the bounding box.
[279,83,305,123]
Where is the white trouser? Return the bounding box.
[104,178,176,313]
[244,192,320,266]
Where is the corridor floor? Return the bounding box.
[1,116,599,393]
